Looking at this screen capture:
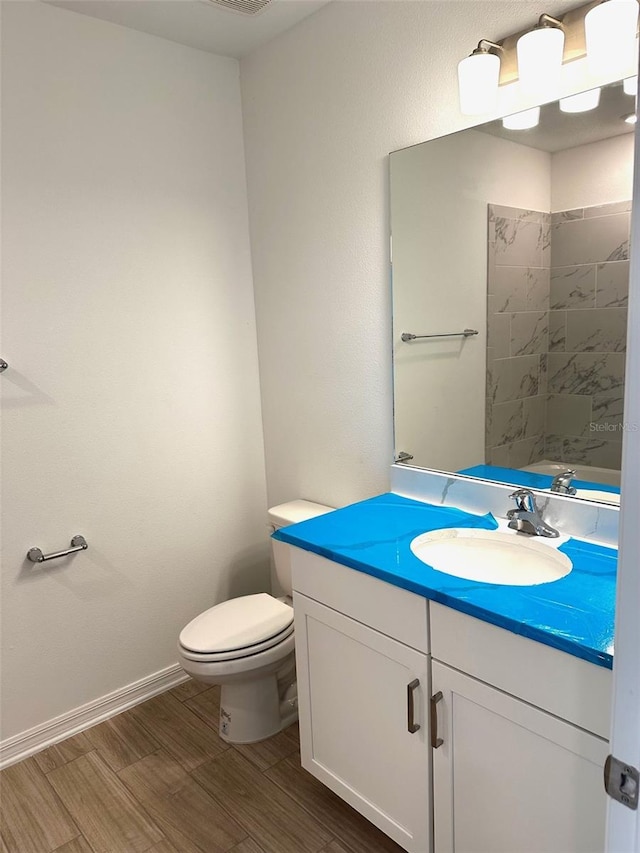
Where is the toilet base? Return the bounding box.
[218,675,297,743]
[178,628,298,744]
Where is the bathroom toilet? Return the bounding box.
[177,500,333,744]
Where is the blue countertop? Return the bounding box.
[459,464,620,495]
[274,492,617,669]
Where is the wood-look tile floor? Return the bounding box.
[1,680,405,853]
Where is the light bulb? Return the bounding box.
[457,50,501,115]
[517,25,565,98]
[559,87,601,112]
[502,106,541,130]
[585,0,639,78]
[624,75,638,95]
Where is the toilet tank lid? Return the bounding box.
[268,500,334,528]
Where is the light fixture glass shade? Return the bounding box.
[624,111,638,123]
[457,51,500,115]
[624,75,638,95]
[585,0,639,78]
[559,87,601,112]
[516,26,565,97]
[502,106,541,130]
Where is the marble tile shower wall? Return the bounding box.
[486,204,551,468]
[486,202,630,472]
[548,201,629,470]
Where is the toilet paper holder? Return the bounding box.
[27,535,88,563]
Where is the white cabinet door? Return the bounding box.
[294,592,431,853]
[432,660,609,853]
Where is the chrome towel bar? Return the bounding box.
[27,535,88,563]
[401,329,478,342]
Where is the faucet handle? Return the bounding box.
[509,488,537,513]
[507,488,560,538]
[551,469,577,495]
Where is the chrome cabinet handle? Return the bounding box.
[407,678,421,733]
[431,691,444,748]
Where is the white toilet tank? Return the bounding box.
[268,500,334,596]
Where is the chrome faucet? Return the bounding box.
[507,489,560,538]
[550,469,577,495]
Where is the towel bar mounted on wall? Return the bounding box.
[401,329,479,342]
[27,535,88,563]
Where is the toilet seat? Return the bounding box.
[179,622,294,662]
[178,593,294,662]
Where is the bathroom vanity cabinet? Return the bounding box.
[291,548,612,853]
[293,549,431,852]
[429,603,610,853]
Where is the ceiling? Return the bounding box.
[46,0,332,58]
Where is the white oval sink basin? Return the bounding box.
[410,528,572,586]
[574,489,620,505]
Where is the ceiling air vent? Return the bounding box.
[204,0,273,15]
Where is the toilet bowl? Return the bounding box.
[177,500,333,744]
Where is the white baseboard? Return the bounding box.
[0,663,189,770]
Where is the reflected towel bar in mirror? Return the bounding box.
[401,329,479,342]
[27,535,88,563]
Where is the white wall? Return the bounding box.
[391,130,550,471]
[240,0,582,509]
[551,133,636,211]
[1,2,268,741]
[2,0,630,749]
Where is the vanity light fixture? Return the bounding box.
[559,87,602,112]
[457,40,503,115]
[623,75,638,94]
[585,0,639,77]
[457,0,639,116]
[623,111,638,122]
[516,15,565,98]
[502,106,541,130]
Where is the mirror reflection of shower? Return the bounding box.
[485,199,629,486]
[390,80,634,504]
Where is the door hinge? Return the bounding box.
[604,754,639,810]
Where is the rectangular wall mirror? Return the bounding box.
[390,80,634,506]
